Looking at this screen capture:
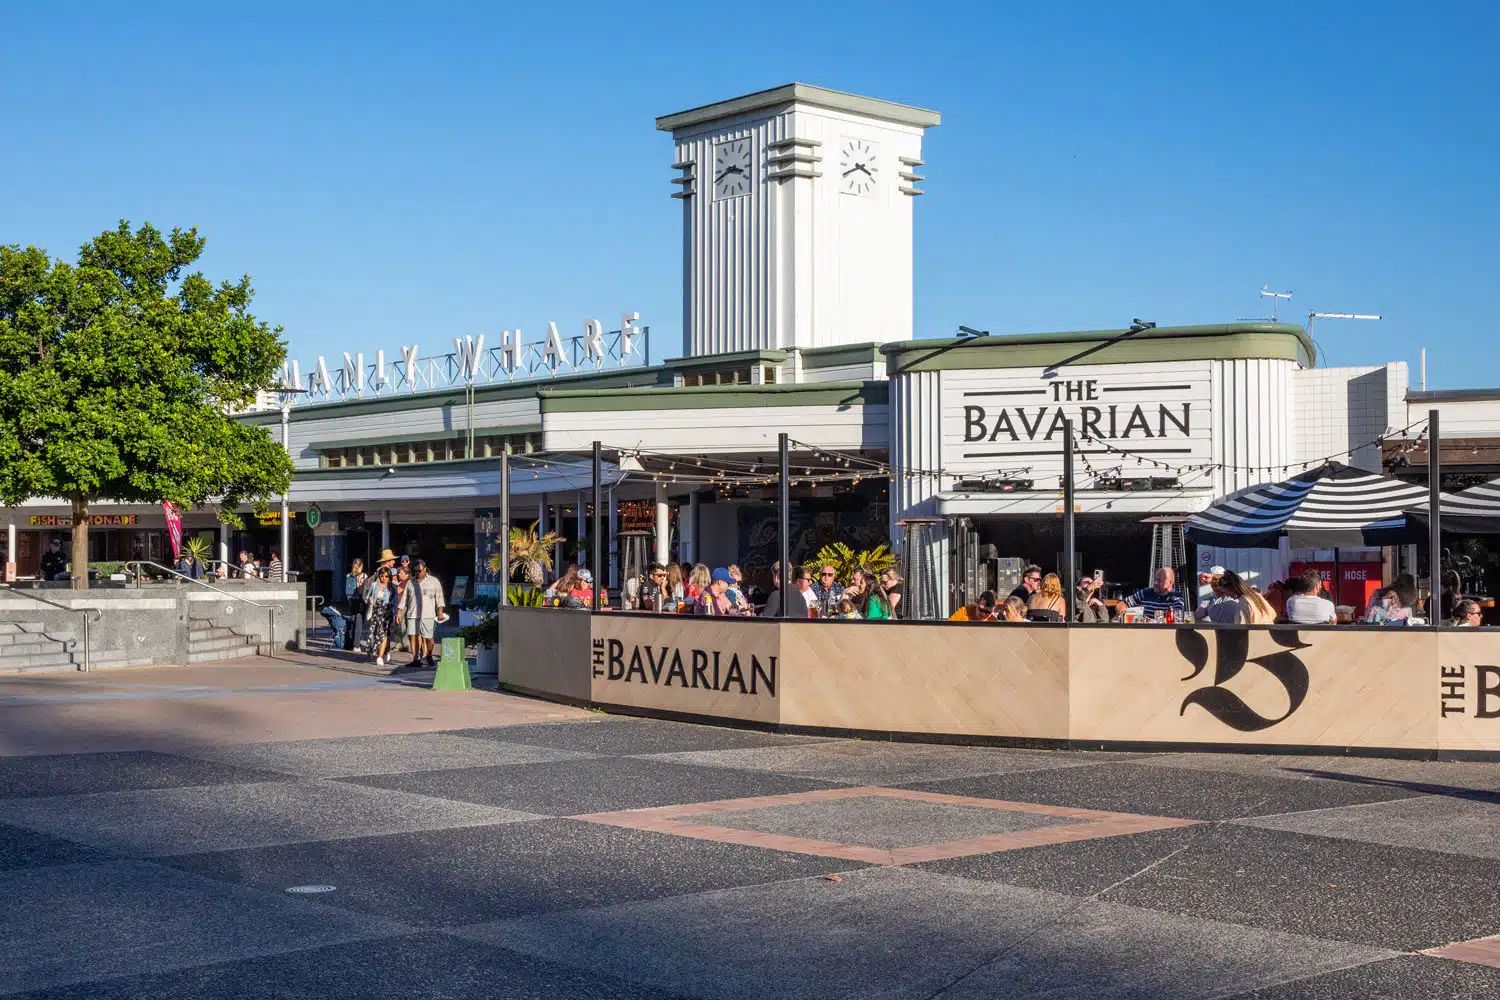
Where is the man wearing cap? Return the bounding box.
[399,558,447,667]
[695,567,747,616]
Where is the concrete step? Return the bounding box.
[189,636,256,654]
[0,652,78,673]
[0,662,80,675]
[187,646,261,663]
[85,656,155,670]
[188,627,238,642]
[0,640,68,657]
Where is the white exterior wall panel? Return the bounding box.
[1294,363,1407,472]
[1406,396,1500,438]
[542,404,887,455]
[676,111,789,358]
[1210,358,1295,497]
[284,397,541,469]
[890,371,944,521]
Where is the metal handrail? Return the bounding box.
[125,561,286,657]
[2,588,103,672]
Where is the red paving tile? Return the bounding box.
[572,785,1201,866]
[1426,935,1500,969]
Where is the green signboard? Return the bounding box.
[306,505,323,528]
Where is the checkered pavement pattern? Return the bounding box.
[3,717,1500,998]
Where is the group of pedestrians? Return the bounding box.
[338,550,447,667]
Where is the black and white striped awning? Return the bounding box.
[1186,462,1431,548]
[1404,477,1500,535]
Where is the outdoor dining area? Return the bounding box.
[491,415,1500,758]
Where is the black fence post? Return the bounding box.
[498,449,509,607]
[779,433,791,619]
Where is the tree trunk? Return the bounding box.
[70,495,89,591]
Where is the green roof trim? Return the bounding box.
[308,424,542,452]
[660,348,789,371]
[539,380,888,413]
[235,367,666,426]
[799,343,882,370]
[880,323,1316,373]
[290,457,505,481]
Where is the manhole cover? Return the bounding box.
[285,885,337,894]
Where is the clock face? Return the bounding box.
[712,138,752,199]
[839,137,879,196]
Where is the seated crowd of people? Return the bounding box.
[529,558,1487,627]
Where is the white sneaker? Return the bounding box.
[375,656,385,665]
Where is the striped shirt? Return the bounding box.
[1125,586,1186,615]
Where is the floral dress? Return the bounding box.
[364,581,393,655]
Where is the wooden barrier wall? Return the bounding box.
[496,609,1500,755]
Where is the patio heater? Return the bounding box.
[899,516,948,620]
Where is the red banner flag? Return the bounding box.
[162,502,183,559]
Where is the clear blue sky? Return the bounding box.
[4,2,1497,388]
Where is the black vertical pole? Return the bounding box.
[778,433,791,619]
[1062,418,1076,624]
[592,441,603,612]
[1429,409,1441,630]
[498,449,509,607]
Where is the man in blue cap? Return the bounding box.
[695,567,746,616]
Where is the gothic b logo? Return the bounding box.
[1175,630,1311,732]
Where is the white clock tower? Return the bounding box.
[657,83,941,360]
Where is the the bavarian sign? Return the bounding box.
[589,615,779,724]
[305,505,323,528]
[941,361,1213,482]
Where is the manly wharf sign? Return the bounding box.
[281,313,648,404]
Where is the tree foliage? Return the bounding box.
[0,221,294,584]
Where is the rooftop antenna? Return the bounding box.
[1306,311,1381,366]
[1259,285,1293,322]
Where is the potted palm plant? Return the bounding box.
[476,523,563,675]
[808,542,897,585]
[491,521,564,588]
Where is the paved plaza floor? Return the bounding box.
[2,658,1500,998]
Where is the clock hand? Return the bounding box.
[842,163,864,177]
[856,164,873,178]
[715,166,743,183]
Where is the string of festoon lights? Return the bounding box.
[1069,416,1431,483]
[500,416,1433,499]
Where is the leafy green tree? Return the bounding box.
[0,221,293,588]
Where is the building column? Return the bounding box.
[654,482,669,565]
[6,520,16,580]
[685,492,699,564]
[217,521,229,568]
[538,492,549,536]
[380,510,391,550]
